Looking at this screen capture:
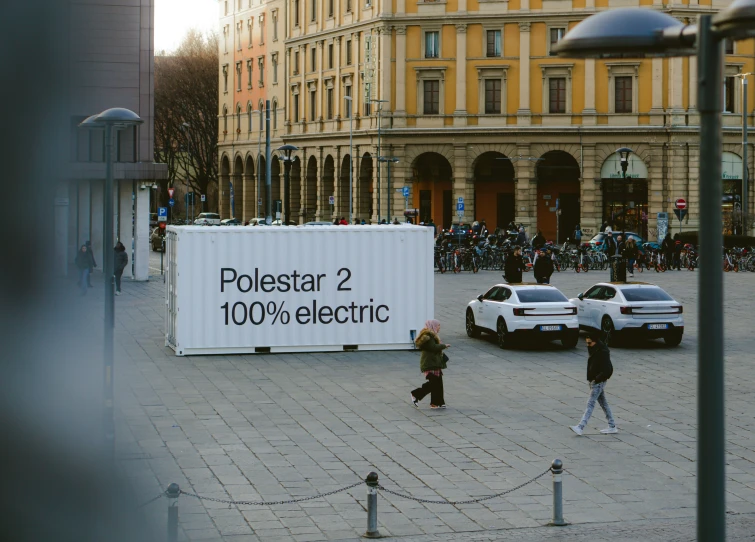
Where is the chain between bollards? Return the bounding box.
[549,459,568,527]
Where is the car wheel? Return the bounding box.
[466,309,481,338]
[601,316,615,345]
[496,318,510,349]
[561,331,579,349]
[664,331,683,347]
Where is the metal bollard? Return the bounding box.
[363,472,381,538]
[166,483,180,542]
[549,459,567,526]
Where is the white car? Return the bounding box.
[193,212,221,226]
[569,282,684,346]
[466,284,580,349]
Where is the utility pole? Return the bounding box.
[265,100,272,224]
[738,73,751,235]
[345,96,354,223]
[372,99,388,222]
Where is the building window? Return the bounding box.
[310,91,317,121]
[328,0,334,17]
[327,88,334,119]
[258,57,264,86]
[294,93,300,122]
[273,101,278,129]
[236,62,242,91]
[484,79,501,114]
[345,85,352,118]
[424,80,440,114]
[364,84,371,115]
[424,31,440,58]
[272,54,278,84]
[248,103,253,131]
[294,51,300,74]
[224,0,228,15]
[223,25,229,53]
[222,64,229,92]
[549,28,565,48]
[311,47,316,71]
[237,22,242,50]
[614,76,632,113]
[311,0,317,21]
[294,0,300,26]
[365,0,371,6]
[486,30,501,58]
[248,20,253,47]
[347,0,352,11]
[236,104,242,131]
[549,77,566,113]
[259,102,264,129]
[259,15,265,44]
[725,38,734,55]
[273,11,278,40]
[223,105,228,133]
[247,60,253,88]
[346,40,352,64]
[328,43,334,69]
[724,76,736,113]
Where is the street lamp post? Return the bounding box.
[371,99,388,223]
[616,147,633,232]
[277,144,299,225]
[378,157,399,222]
[553,3,755,538]
[736,73,751,235]
[79,108,144,460]
[345,96,354,223]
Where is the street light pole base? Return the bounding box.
[362,531,382,538]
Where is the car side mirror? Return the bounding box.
[578,293,584,301]
[477,294,483,302]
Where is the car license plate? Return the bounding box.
[648,324,669,330]
[540,325,562,332]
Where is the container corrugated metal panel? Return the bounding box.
[166,225,434,356]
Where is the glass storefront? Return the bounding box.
[722,152,744,235]
[601,179,649,238]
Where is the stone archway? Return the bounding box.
[359,153,373,221]
[305,156,317,222]
[220,155,231,219]
[321,155,335,220]
[290,157,302,224]
[271,156,281,218]
[536,150,581,243]
[338,155,351,220]
[472,151,515,232]
[411,152,453,228]
[244,155,255,222]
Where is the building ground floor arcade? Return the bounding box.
[218,128,753,242]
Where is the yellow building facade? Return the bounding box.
[219,0,754,240]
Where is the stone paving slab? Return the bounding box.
[122,258,755,540]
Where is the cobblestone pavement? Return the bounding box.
[118,253,755,541]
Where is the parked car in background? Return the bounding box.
[220,218,242,226]
[150,227,165,251]
[193,212,221,226]
[465,284,579,349]
[588,231,645,248]
[271,219,299,226]
[247,217,268,226]
[302,221,334,226]
[570,282,684,346]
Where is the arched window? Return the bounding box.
[272,100,278,129]
[247,102,253,132]
[222,105,228,133]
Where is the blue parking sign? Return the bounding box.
[456,202,464,211]
[402,186,410,198]
[158,207,167,217]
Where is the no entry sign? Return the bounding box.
[675,198,687,210]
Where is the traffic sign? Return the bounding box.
[158,207,168,221]
[201,194,206,202]
[456,202,465,211]
[167,188,175,198]
[329,195,335,205]
[457,197,464,204]
[168,198,175,207]
[402,186,410,198]
[675,198,687,210]
[673,209,688,221]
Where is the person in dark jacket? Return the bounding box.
[531,230,546,249]
[573,224,583,246]
[114,242,128,295]
[410,319,450,409]
[571,332,616,435]
[623,238,638,277]
[74,244,91,296]
[661,233,674,269]
[515,227,527,246]
[534,248,554,284]
[504,247,524,283]
[85,240,96,287]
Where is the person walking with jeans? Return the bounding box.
[571,332,617,435]
[114,242,128,295]
[411,319,450,409]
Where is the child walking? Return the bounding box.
[411,319,450,409]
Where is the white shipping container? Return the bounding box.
[166,225,434,356]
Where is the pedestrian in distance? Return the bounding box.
[571,332,617,435]
[85,240,96,287]
[504,246,524,283]
[534,248,554,284]
[574,223,583,246]
[333,217,339,225]
[516,226,527,246]
[532,230,546,249]
[410,319,450,409]
[623,238,638,277]
[661,232,674,269]
[339,216,348,225]
[114,242,128,296]
[75,244,91,296]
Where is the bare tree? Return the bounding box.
[154,30,219,210]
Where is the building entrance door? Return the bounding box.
[497,193,514,231]
[420,190,432,225]
[558,193,580,244]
